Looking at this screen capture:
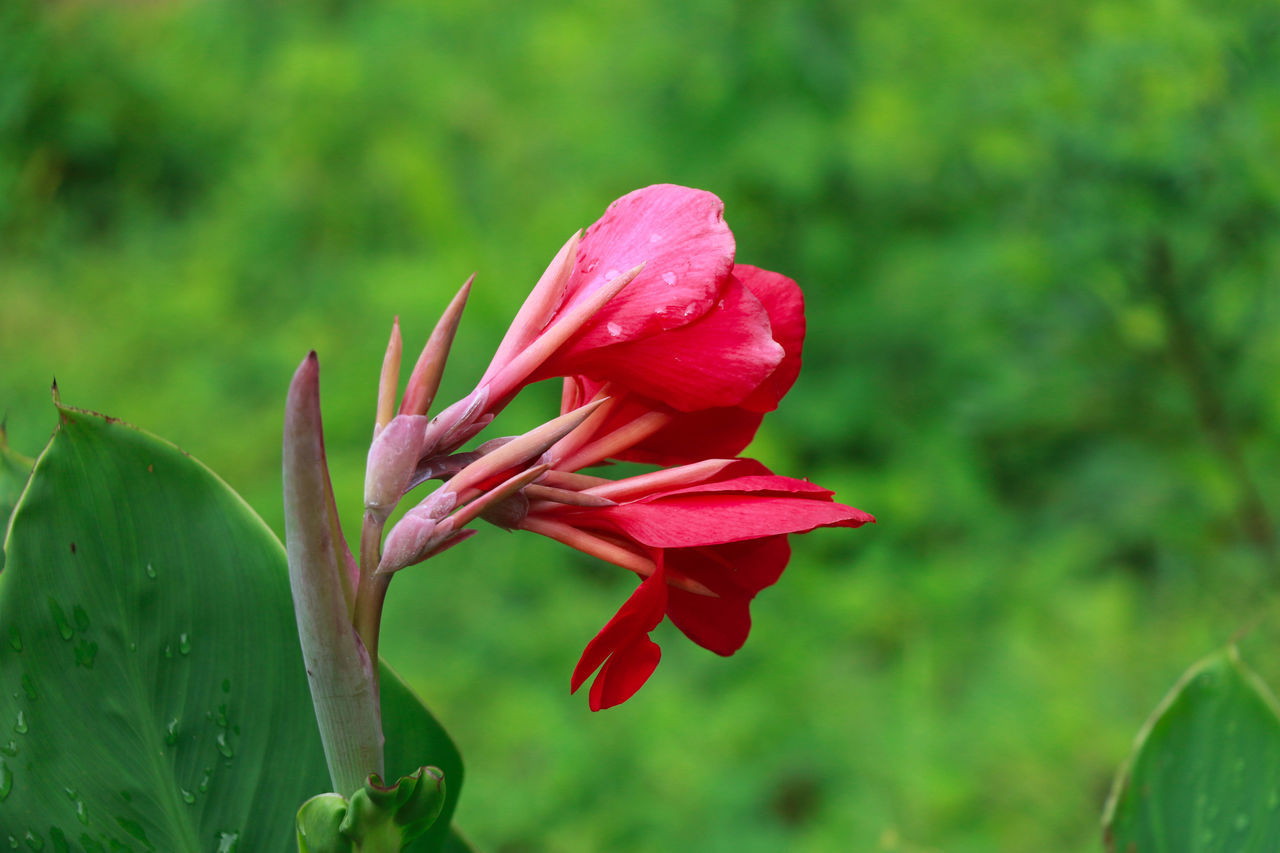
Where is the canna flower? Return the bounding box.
[479,185,788,414]
[518,460,874,710]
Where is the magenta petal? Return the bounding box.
[557,276,783,411]
[665,587,751,657]
[735,265,806,413]
[588,634,662,710]
[558,184,735,351]
[570,569,668,693]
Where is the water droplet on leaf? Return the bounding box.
[7,627,20,652]
[0,741,17,757]
[47,599,72,641]
[164,719,179,746]
[216,732,233,758]
[199,767,212,793]
[20,674,35,701]
[180,787,195,805]
[22,830,41,851]
[74,641,98,669]
[215,832,239,853]
[178,634,191,656]
[13,711,26,735]
[72,606,89,632]
[144,563,156,579]
[0,762,11,801]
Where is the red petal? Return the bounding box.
[570,569,668,693]
[588,635,662,710]
[663,537,791,655]
[553,275,783,411]
[735,265,806,413]
[616,405,766,466]
[597,493,874,548]
[556,185,734,352]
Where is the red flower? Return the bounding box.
[520,459,874,709]
[480,185,788,414]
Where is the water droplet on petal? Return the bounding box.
[603,269,620,281]
[649,232,662,244]
[661,272,677,286]
[606,322,622,338]
[683,303,697,317]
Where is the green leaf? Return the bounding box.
[0,406,465,850]
[1103,646,1280,852]
[0,423,35,570]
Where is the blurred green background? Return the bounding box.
[3,0,1280,850]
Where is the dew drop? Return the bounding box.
[0,761,11,801]
[13,711,27,735]
[603,268,620,281]
[7,836,15,849]
[144,563,157,580]
[216,732,233,758]
[164,718,179,747]
[199,767,212,794]
[74,641,98,670]
[215,832,239,853]
[45,830,66,853]
[178,634,191,656]
[163,644,172,660]
[682,303,697,316]
[72,606,89,632]
[649,232,662,244]
[7,627,21,652]
[661,272,677,285]
[47,599,72,641]
[20,674,35,701]
[22,831,41,851]
[180,787,195,805]
[114,816,150,849]
[214,704,228,728]
[74,799,88,826]
[1,741,17,757]
[606,322,622,337]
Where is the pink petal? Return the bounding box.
[587,634,662,710]
[734,265,806,413]
[557,184,735,351]
[570,568,668,694]
[551,275,783,411]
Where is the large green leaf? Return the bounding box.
[1103,646,1280,852]
[0,406,464,850]
[0,424,34,570]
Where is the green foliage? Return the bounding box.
[1,0,1279,850]
[1104,647,1280,852]
[0,406,462,849]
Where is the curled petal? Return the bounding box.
[555,184,735,353]
[734,265,806,413]
[571,568,668,698]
